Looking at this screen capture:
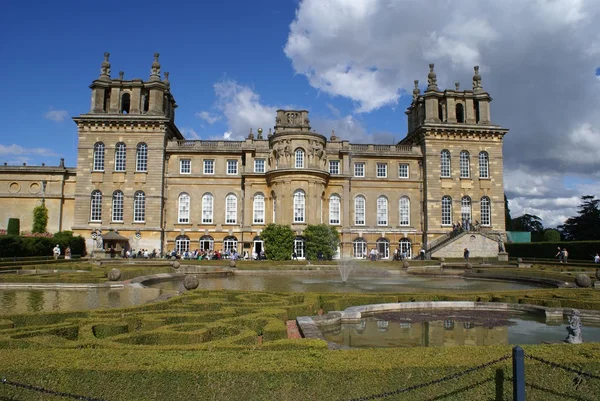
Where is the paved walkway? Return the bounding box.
[286,320,302,339]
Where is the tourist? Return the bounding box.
[463,248,470,261]
[595,253,600,264]
[53,244,61,260]
[110,246,116,259]
[555,247,562,263]
[563,248,569,263]
[292,251,298,261]
[65,246,71,260]
[419,249,425,260]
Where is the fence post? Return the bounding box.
[512,346,526,401]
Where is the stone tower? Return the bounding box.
[401,64,509,248]
[72,53,183,252]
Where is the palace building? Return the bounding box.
[0,54,508,259]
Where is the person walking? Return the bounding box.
[463,248,470,261]
[563,248,569,264]
[52,244,61,260]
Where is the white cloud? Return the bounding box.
[43,109,68,122]
[180,128,200,140]
[195,111,220,124]
[0,144,60,165]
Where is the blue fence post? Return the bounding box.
[512,346,526,401]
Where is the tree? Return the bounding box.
[511,214,544,233]
[6,218,20,236]
[558,195,600,241]
[504,194,513,231]
[304,224,340,260]
[542,229,561,242]
[260,224,294,260]
[32,203,49,233]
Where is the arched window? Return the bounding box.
[461,196,472,222]
[133,191,145,222]
[376,238,390,259]
[121,93,131,114]
[90,190,102,222]
[399,238,412,259]
[399,196,410,226]
[199,235,214,251]
[136,143,148,172]
[377,196,388,226]
[460,151,470,178]
[93,142,105,171]
[440,150,451,177]
[202,193,213,224]
[481,196,491,226]
[329,194,341,225]
[293,190,305,223]
[175,235,190,254]
[253,193,265,224]
[295,149,304,168]
[354,196,366,225]
[223,236,238,254]
[479,151,489,178]
[353,238,367,259]
[456,103,464,123]
[225,194,237,224]
[293,236,305,259]
[115,142,126,172]
[112,190,124,222]
[178,193,190,223]
[442,195,452,226]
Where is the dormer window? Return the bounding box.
[121,93,131,114]
[456,103,465,123]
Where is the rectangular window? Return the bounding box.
[227,160,238,175]
[203,159,214,175]
[254,159,265,173]
[180,159,191,174]
[354,162,365,177]
[329,160,340,175]
[398,164,409,178]
[376,163,387,178]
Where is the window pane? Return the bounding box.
[354,162,364,177]
[399,239,412,258]
[227,160,238,175]
[353,239,366,258]
[442,196,452,225]
[178,193,190,223]
[329,161,339,175]
[441,150,450,177]
[377,197,388,225]
[481,197,491,226]
[253,194,265,224]
[136,143,148,172]
[479,152,489,178]
[180,159,191,174]
[293,191,305,223]
[115,143,126,172]
[355,196,365,225]
[93,143,105,171]
[202,194,213,223]
[254,159,265,173]
[376,163,387,177]
[460,151,470,178]
[226,195,237,224]
[204,160,214,174]
[295,150,304,168]
[133,191,145,222]
[399,197,410,226]
[90,191,102,221]
[112,191,124,222]
[399,164,409,178]
[329,195,340,225]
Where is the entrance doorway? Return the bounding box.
[253,240,263,257]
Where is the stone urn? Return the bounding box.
[171,256,176,261]
[402,260,409,269]
[575,274,592,288]
[517,258,523,264]
[439,257,445,263]
[171,261,181,269]
[183,275,199,290]
[465,262,473,270]
[229,260,236,268]
[108,268,121,281]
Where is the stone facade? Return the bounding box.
[0,56,508,259]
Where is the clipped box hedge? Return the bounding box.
[506,240,600,261]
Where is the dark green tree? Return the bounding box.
[32,203,49,233]
[260,224,294,260]
[304,224,340,260]
[558,195,600,241]
[542,229,561,242]
[504,194,513,231]
[511,214,544,233]
[6,218,20,236]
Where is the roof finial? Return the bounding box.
[163,72,170,88]
[247,128,254,140]
[257,128,263,139]
[150,53,161,81]
[118,71,124,80]
[455,82,460,91]
[268,128,272,138]
[100,52,111,80]
[412,80,421,101]
[473,66,483,92]
[426,64,438,91]
[330,130,338,141]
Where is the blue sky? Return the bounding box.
[1,0,600,228]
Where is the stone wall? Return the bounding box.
[431,232,499,258]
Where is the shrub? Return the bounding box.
[260,224,294,260]
[32,204,49,234]
[543,229,561,242]
[304,224,339,260]
[506,241,600,261]
[6,218,19,236]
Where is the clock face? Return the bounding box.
[91,232,97,240]
[135,233,141,239]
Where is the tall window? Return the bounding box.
[377,238,390,259]
[178,193,190,223]
[442,195,452,226]
[93,142,105,171]
[355,196,366,225]
[225,194,237,224]
[461,196,472,222]
[254,159,265,173]
[175,235,190,254]
[440,150,451,177]
[481,197,491,226]
[293,190,305,223]
[354,162,365,177]
[253,193,265,224]
[399,238,412,258]
[399,196,410,226]
[133,191,145,222]
[456,103,465,123]
[136,143,148,172]
[115,142,126,172]
[353,238,367,258]
[376,163,387,178]
[202,193,213,224]
[377,196,388,226]
[460,151,470,178]
[329,160,340,175]
[398,163,409,178]
[180,159,191,174]
[199,235,214,251]
[329,195,341,225]
[294,237,306,259]
[227,160,238,175]
[223,236,238,253]
[295,149,304,168]
[90,190,102,222]
[203,159,214,174]
[112,190,124,222]
[479,151,489,178]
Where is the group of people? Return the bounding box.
[52,244,71,260]
[555,247,569,263]
[452,219,481,233]
[124,248,158,259]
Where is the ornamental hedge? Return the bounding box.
[0,230,86,257]
[506,240,600,261]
